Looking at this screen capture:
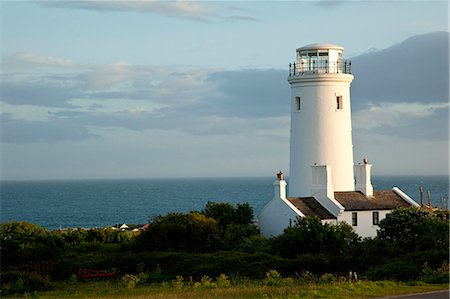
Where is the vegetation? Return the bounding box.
[1,204,448,297]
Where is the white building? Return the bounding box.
[258,43,419,238]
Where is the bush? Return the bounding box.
[122,274,140,289]
[377,207,449,252]
[216,274,231,288]
[271,217,360,258]
[0,270,53,295]
[363,250,448,280]
[263,270,283,286]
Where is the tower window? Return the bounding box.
[336,96,343,110]
[373,212,379,225]
[352,212,358,226]
[295,96,301,111]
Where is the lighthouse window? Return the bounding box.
[352,212,358,226]
[336,96,343,110]
[295,97,301,111]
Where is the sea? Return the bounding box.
[1,175,448,230]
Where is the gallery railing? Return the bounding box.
[289,60,352,76]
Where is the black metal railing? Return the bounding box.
[288,60,352,76]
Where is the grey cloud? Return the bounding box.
[201,69,289,118]
[351,31,449,111]
[223,15,259,22]
[38,1,211,22]
[37,1,259,23]
[1,114,99,143]
[2,32,448,144]
[315,1,345,8]
[1,80,80,108]
[358,105,449,141]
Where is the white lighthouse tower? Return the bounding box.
[288,43,355,197]
[258,42,419,238]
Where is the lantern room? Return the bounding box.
[289,43,352,75]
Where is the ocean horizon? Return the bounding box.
[1,175,448,230]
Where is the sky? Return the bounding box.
[1,0,449,180]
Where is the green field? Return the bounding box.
[11,280,448,299]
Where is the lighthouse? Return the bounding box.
[288,43,355,197]
[257,42,419,238]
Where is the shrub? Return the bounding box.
[172,275,184,289]
[0,270,53,295]
[122,274,140,289]
[263,270,283,286]
[216,274,231,288]
[377,207,449,252]
[319,273,337,284]
[200,275,215,288]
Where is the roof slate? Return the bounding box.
[334,190,411,211]
[287,197,337,220]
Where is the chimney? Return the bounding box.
[354,159,373,196]
[311,165,334,199]
[273,171,287,199]
[310,164,343,216]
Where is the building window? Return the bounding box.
[336,96,343,110]
[373,212,379,225]
[352,212,358,226]
[295,96,301,111]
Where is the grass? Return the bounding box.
[12,279,448,299]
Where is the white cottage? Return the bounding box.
[258,43,419,238]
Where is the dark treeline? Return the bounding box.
[1,202,448,295]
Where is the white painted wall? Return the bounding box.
[258,179,304,238]
[339,210,390,238]
[288,73,355,197]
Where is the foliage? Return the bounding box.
[362,249,448,280]
[1,205,449,296]
[377,207,449,252]
[201,201,254,227]
[0,270,53,295]
[135,212,221,252]
[216,274,231,288]
[0,222,65,264]
[122,274,140,289]
[134,202,258,253]
[263,270,283,286]
[271,217,360,258]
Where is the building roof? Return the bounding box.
[334,190,412,211]
[297,43,344,52]
[287,197,337,220]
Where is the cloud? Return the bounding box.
[314,0,346,8]
[1,32,448,145]
[37,1,257,22]
[1,79,81,108]
[223,15,259,22]
[350,31,449,110]
[2,52,76,69]
[201,69,289,118]
[1,113,99,143]
[353,102,449,140]
[38,1,214,16]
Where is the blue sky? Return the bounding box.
[1,0,449,180]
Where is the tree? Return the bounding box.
[271,217,360,258]
[0,222,66,264]
[202,202,235,228]
[376,207,449,252]
[136,212,221,252]
[201,201,254,227]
